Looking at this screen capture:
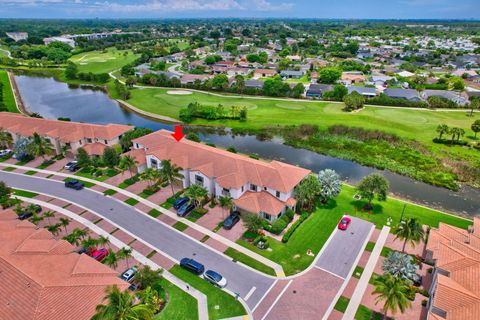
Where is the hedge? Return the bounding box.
[282,212,309,243]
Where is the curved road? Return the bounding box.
[0,171,274,310]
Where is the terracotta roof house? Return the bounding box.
[340,72,366,85]
[424,217,480,320]
[0,112,133,156]
[0,209,129,320]
[132,130,310,221]
[180,74,212,85]
[253,68,278,78]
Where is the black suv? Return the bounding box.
[223,211,240,230]
[65,179,84,190]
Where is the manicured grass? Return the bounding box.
[147,250,157,258]
[334,296,350,313]
[355,304,383,320]
[75,167,119,182]
[16,159,32,165]
[0,69,18,113]
[353,265,364,279]
[155,278,198,320]
[169,265,246,320]
[3,167,16,171]
[13,189,39,198]
[172,221,189,232]
[24,170,37,175]
[161,201,173,209]
[103,189,118,196]
[148,208,162,218]
[224,247,276,276]
[186,210,204,222]
[124,197,140,206]
[365,241,375,252]
[69,48,140,74]
[62,177,95,188]
[238,184,472,275]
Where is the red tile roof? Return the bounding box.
[234,191,288,216]
[0,209,129,320]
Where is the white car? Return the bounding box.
[203,270,227,288]
[121,266,138,282]
[64,161,78,170]
[0,149,12,157]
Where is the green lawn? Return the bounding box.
[224,247,276,276]
[355,304,383,320]
[334,296,350,313]
[0,70,18,113]
[173,221,189,231]
[103,189,117,196]
[169,265,246,320]
[13,189,39,198]
[124,197,140,206]
[237,184,471,275]
[148,208,162,218]
[75,167,119,182]
[69,48,140,74]
[155,278,198,320]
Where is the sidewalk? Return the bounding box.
[1,162,284,277]
[17,195,209,320]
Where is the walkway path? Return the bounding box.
[342,226,390,320]
[17,195,210,320]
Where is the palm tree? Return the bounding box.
[27,132,55,160]
[184,184,208,208]
[138,287,163,313]
[372,274,412,319]
[436,124,449,140]
[97,235,111,248]
[29,213,44,226]
[393,217,425,253]
[47,223,62,236]
[92,285,154,320]
[59,217,71,234]
[43,210,55,225]
[140,168,163,189]
[81,236,99,252]
[159,159,183,196]
[103,251,119,269]
[119,155,138,178]
[0,130,13,148]
[134,265,163,290]
[218,195,233,219]
[118,247,133,268]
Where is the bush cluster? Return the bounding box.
[179,102,247,123]
[282,212,309,243]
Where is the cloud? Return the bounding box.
[90,0,244,13]
[254,0,292,11]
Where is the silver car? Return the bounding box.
[121,266,138,282]
[203,270,227,288]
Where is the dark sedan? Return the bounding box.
[173,197,189,210]
[177,201,195,217]
[223,211,240,230]
[65,179,84,190]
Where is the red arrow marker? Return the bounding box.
[171,125,186,142]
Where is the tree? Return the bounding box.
[159,159,183,196]
[318,67,341,84]
[97,235,111,248]
[291,83,305,98]
[138,287,164,313]
[29,213,44,225]
[393,218,425,253]
[242,213,263,234]
[212,74,229,90]
[356,173,389,208]
[125,76,136,88]
[134,265,163,290]
[103,251,119,269]
[140,167,163,188]
[450,127,465,142]
[119,128,153,151]
[76,147,91,168]
[119,155,138,178]
[448,76,465,91]
[43,210,55,225]
[47,223,62,236]
[27,132,54,160]
[81,236,99,252]
[471,120,480,138]
[469,98,480,117]
[92,285,154,320]
[436,124,449,140]
[372,274,411,319]
[184,184,208,208]
[102,147,120,168]
[186,132,201,142]
[295,175,321,211]
[118,247,133,268]
[204,55,216,65]
[343,91,365,111]
[0,180,12,200]
[59,217,71,234]
[218,195,233,218]
[318,169,342,203]
[0,130,13,148]
[382,251,420,284]
[65,61,78,79]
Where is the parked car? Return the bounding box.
[65,179,84,190]
[338,216,352,230]
[173,197,189,209]
[177,201,195,217]
[18,205,42,220]
[90,248,109,261]
[128,282,139,291]
[204,270,227,288]
[0,149,12,157]
[121,266,138,282]
[223,211,240,230]
[180,258,205,275]
[64,161,78,170]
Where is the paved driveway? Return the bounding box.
[0,171,274,309]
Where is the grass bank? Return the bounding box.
[0,69,18,113]
[155,278,198,320]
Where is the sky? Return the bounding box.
[0,0,479,19]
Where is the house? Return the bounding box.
[132,130,310,221]
[0,113,133,156]
[215,61,235,68]
[43,36,75,48]
[226,67,251,77]
[306,84,333,98]
[244,79,264,89]
[370,75,394,86]
[280,70,304,79]
[383,88,421,101]
[0,209,129,320]
[253,69,278,78]
[397,70,416,78]
[424,217,480,320]
[347,86,377,97]
[422,90,468,106]
[5,32,28,42]
[340,72,366,85]
[287,55,302,62]
[180,74,212,85]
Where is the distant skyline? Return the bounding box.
[1,0,479,19]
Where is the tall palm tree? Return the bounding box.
[435,124,449,140]
[134,265,163,290]
[159,159,183,196]
[0,130,13,148]
[218,195,233,219]
[27,132,55,160]
[372,274,412,319]
[59,217,71,234]
[103,251,119,269]
[119,155,138,178]
[29,213,44,226]
[92,285,154,320]
[43,210,55,225]
[140,168,162,188]
[47,223,62,236]
[97,235,111,248]
[184,184,208,208]
[393,217,425,253]
[118,247,133,268]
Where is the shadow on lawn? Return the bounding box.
[349,200,385,215]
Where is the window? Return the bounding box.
[264,213,272,221]
[276,191,280,198]
[135,143,139,149]
[195,175,204,186]
[87,138,92,143]
[241,186,244,192]
[222,188,230,196]
[79,140,82,145]
[150,159,158,167]
[264,187,267,191]
[104,140,108,144]
[250,184,257,191]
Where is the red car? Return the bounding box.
[338,217,351,230]
[90,248,109,261]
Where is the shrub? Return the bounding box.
[421,299,428,307]
[432,138,469,146]
[284,208,295,221]
[270,218,288,235]
[282,212,309,243]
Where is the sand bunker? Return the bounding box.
[167,90,193,95]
